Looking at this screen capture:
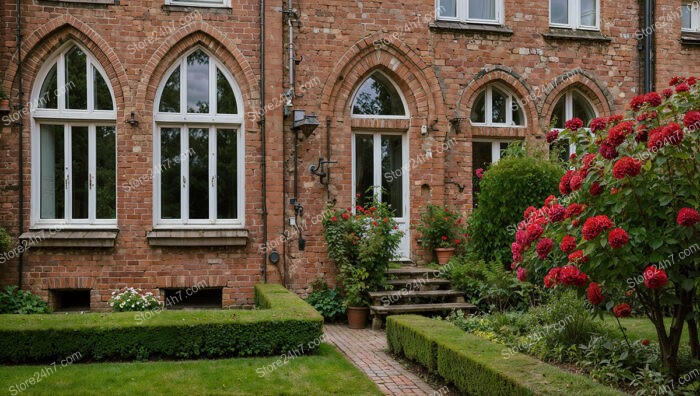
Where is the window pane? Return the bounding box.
[552,96,566,129]
[470,91,486,123]
[352,73,406,116]
[65,46,87,110]
[355,134,374,208]
[71,126,89,219]
[439,0,456,17]
[160,128,181,219]
[189,128,209,219]
[572,92,596,126]
[216,69,238,114]
[491,88,507,124]
[682,3,692,30]
[580,0,597,26]
[40,125,65,219]
[469,0,496,20]
[94,67,113,111]
[472,142,493,206]
[551,0,568,24]
[499,142,510,157]
[96,126,116,219]
[512,101,525,126]
[381,135,403,218]
[159,67,181,113]
[187,50,210,113]
[217,129,237,219]
[38,64,58,109]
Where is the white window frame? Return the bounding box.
[549,0,600,31]
[350,71,410,120]
[551,89,598,157]
[30,42,117,229]
[153,47,245,229]
[472,139,510,164]
[682,1,700,32]
[436,0,504,25]
[470,84,527,128]
[164,0,231,8]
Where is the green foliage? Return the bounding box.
[0,284,322,363]
[0,85,7,100]
[305,279,346,322]
[416,204,467,250]
[446,257,544,312]
[0,286,51,314]
[108,287,160,312]
[0,226,12,252]
[387,315,624,395]
[322,196,402,307]
[468,155,564,264]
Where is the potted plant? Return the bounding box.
[417,204,466,265]
[323,195,403,329]
[0,87,9,112]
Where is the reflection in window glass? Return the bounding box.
[216,69,238,114]
[471,92,486,123]
[40,125,65,219]
[470,0,496,20]
[94,67,113,111]
[572,92,595,126]
[160,128,181,219]
[217,129,237,219]
[160,67,181,113]
[71,126,89,220]
[491,88,507,124]
[682,2,692,30]
[187,50,210,113]
[440,0,456,17]
[39,64,58,109]
[381,135,403,217]
[552,97,566,129]
[65,46,87,110]
[472,142,493,206]
[96,126,116,219]
[580,0,597,27]
[352,73,406,116]
[551,0,569,25]
[189,128,209,219]
[355,134,374,208]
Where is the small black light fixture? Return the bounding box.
[126,111,139,127]
[310,157,338,185]
[293,109,320,138]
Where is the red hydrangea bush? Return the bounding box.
[512,76,700,375]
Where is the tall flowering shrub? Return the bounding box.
[511,76,700,375]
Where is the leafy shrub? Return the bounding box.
[0,286,50,314]
[0,226,12,253]
[416,204,467,251]
[467,155,564,265]
[109,287,160,312]
[305,279,346,322]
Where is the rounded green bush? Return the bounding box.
[468,155,564,265]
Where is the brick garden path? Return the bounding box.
[324,324,444,395]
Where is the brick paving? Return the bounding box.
[324,324,443,396]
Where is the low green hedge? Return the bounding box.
[0,284,323,363]
[387,315,624,396]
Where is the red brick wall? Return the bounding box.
[0,0,698,308]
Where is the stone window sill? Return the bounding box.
[162,4,232,14]
[542,28,612,42]
[19,230,118,248]
[681,32,700,45]
[147,229,249,247]
[41,0,116,5]
[429,21,513,35]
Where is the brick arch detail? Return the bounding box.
[3,15,130,113]
[320,35,444,123]
[456,67,537,128]
[139,23,259,116]
[540,72,615,123]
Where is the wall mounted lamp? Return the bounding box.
[126,112,139,127]
[449,117,468,134]
[293,109,320,138]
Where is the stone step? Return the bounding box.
[370,302,476,315]
[368,290,464,299]
[386,267,447,277]
[386,278,451,287]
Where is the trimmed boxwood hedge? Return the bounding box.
[387,315,625,396]
[0,284,323,364]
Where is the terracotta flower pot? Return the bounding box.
[347,306,369,329]
[0,99,10,112]
[435,247,456,265]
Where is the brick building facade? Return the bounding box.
[0,0,698,310]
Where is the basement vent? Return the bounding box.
[51,289,91,312]
[162,288,223,309]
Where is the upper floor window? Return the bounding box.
[164,0,231,7]
[31,43,117,227]
[352,72,408,118]
[550,0,599,30]
[682,1,700,32]
[154,48,244,228]
[470,84,526,127]
[437,0,503,25]
[550,89,597,160]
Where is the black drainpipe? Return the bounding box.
[325,116,331,201]
[643,0,655,93]
[260,0,268,282]
[16,0,24,289]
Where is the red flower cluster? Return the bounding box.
[546,130,560,143]
[516,267,528,282]
[568,250,589,264]
[599,142,619,160]
[558,265,588,287]
[613,303,632,318]
[559,170,575,195]
[684,110,700,131]
[525,224,544,245]
[670,76,686,86]
[544,195,557,207]
[644,92,662,107]
[512,242,524,263]
[565,118,584,131]
[606,121,634,147]
[548,204,566,222]
[476,168,485,179]
[544,267,560,288]
[590,117,608,133]
[587,282,604,306]
[569,174,583,191]
[589,182,604,196]
[612,156,642,179]
[565,203,585,219]
[676,83,690,93]
[582,215,614,241]
[536,238,553,260]
[608,228,629,249]
[524,206,537,219]
[560,235,577,253]
[661,88,674,98]
[643,266,668,289]
[677,208,700,227]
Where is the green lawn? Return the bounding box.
[603,315,690,345]
[0,344,381,396]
